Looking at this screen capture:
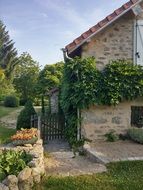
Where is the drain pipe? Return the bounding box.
[61,48,72,61]
[61,48,81,141]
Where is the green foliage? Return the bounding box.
[72,138,86,157]
[61,57,98,144]
[97,60,143,105]
[0,20,19,79]
[0,125,16,144]
[61,57,98,111]
[0,20,18,101]
[35,161,143,190]
[41,95,45,114]
[61,57,143,145]
[38,62,64,95]
[119,133,129,141]
[0,79,15,102]
[0,170,5,182]
[62,58,143,108]
[13,52,40,104]
[0,149,32,178]
[4,95,19,107]
[105,130,119,142]
[127,128,143,144]
[16,100,36,130]
[0,69,5,81]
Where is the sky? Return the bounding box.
[0,0,129,67]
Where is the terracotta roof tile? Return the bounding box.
[115,7,124,15]
[107,12,116,21]
[65,0,140,54]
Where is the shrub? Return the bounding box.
[19,98,28,106]
[16,100,36,130]
[4,95,19,107]
[105,130,119,142]
[127,128,143,144]
[119,133,129,141]
[0,149,32,178]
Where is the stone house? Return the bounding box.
[49,88,59,114]
[63,0,143,141]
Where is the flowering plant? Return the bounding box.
[11,128,38,145]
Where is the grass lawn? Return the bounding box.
[0,106,19,118]
[0,125,16,144]
[34,161,143,190]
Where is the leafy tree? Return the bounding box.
[13,52,40,104]
[0,20,19,79]
[0,69,15,101]
[37,62,64,95]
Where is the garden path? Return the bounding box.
[44,140,106,176]
[0,108,22,129]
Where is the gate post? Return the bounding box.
[38,116,41,138]
[77,108,81,140]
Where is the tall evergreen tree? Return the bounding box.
[0,20,19,79]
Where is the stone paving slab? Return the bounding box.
[44,140,106,176]
[84,140,143,164]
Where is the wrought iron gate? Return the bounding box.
[40,113,65,142]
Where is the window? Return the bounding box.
[131,106,143,128]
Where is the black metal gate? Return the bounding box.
[31,114,38,128]
[40,113,65,142]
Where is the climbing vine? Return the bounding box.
[61,57,98,145]
[60,57,143,144]
[97,60,143,105]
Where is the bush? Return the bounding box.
[19,98,28,106]
[127,128,143,144]
[105,130,119,142]
[119,133,129,141]
[16,100,36,130]
[0,149,32,179]
[4,95,19,107]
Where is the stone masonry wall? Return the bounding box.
[50,91,59,114]
[81,13,134,70]
[81,98,143,141]
[0,136,44,190]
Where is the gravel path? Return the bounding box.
[0,108,22,129]
[44,140,106,176]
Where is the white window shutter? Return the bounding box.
[135,20,143,66]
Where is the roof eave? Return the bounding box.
[67,0,142,56]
